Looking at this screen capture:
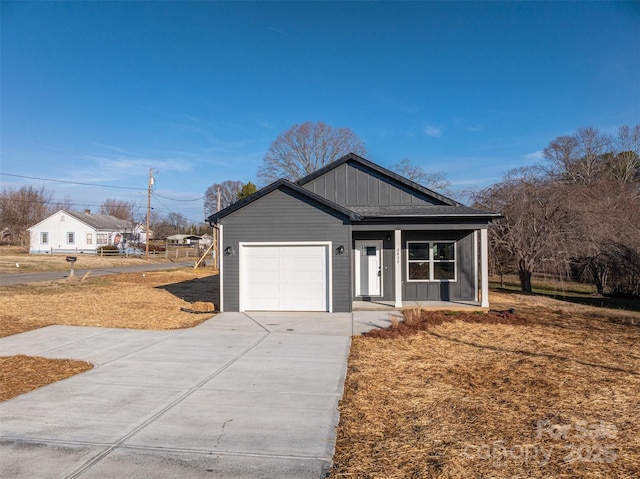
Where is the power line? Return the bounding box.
[152,192,205,202]
[1,173,147,191]
[151,193,205,224]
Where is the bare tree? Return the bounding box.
[605,124,640,184]
[563,180,640,295]
[168,212,189,233]
[257,121,367,184]
[100,198,138,221]
[391,158,452,193]
[473,168,572,293]
[544,127,614,185]
[204,180,244,214]
[0,185,54,247]
[475,124,639,296]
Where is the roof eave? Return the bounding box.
[207,179,362,225]
[358,213,503,220]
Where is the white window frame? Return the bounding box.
[86,233,93,245]
[67,232,75,245]
[41,232,48,245]
[96,233,108,245]
[406,241,457,282]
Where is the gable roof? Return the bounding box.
[207,179,362,224]
[296,153,462,207]
[64,210,132,230]
[28,210,132,231]
[207,155,499,224]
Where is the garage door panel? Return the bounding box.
[241,244,329,312]
[291,270,324,282]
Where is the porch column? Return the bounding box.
[218,224,224,312]
[394,229,402,308]
[480,228,489,308]
[473,230,479,302]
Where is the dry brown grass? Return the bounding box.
[0,268,217,401]
[0,248,174,274]
[330,292,640,478]
[0,269,217,337]
[0,355,93,401]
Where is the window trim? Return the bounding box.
[406,240,457,282]
[86,233,93,245]
[67,232,75,245]
[41,232,48,245]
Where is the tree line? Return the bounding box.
[473,125,639,297]
[0,191,209,247]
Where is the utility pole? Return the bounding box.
[145,168,153,260]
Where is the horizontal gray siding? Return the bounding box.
[402,231,476,302]
[220,188,352,312]
[304,162,443,206]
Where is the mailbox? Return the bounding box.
[66,256,77,263]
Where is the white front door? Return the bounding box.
[355,240,382,297]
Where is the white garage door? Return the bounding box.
[240,244,330,311]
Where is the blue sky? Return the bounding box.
[2,1,639,224]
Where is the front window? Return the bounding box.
[86,233,93,245]
[97,234,108,245]
[407,241,456,281]
[67,232,75,245]
[41,232,48,244]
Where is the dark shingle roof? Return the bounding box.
[348,204,501,219]
[65,210,132,230]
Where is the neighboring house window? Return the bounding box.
[67,232,75,245]
[97,234,108,245]
[86,233,93,245]
[41,232,48,244]
[407,241,456,281]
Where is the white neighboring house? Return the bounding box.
[166,234,202,245]
[28,209,133,254]
[133,224,153,244]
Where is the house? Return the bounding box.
[166,234,202,246]
[28,209,133,254]
[207,154,500,313]
[133,224,153,244]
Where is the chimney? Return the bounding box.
[85,209,91,215]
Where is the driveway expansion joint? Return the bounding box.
[62,330,271,479]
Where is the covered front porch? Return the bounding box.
[352,227,490,309]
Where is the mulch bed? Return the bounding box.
[0,355,93,401]
[330,296,640,478]
[366,309,527,339]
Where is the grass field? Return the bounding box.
[491,274,640,312]
[0,247,171,274]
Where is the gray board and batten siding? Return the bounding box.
[301,160,448,207]
[217,186,353,312]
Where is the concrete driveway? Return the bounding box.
[0,311,393,478]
